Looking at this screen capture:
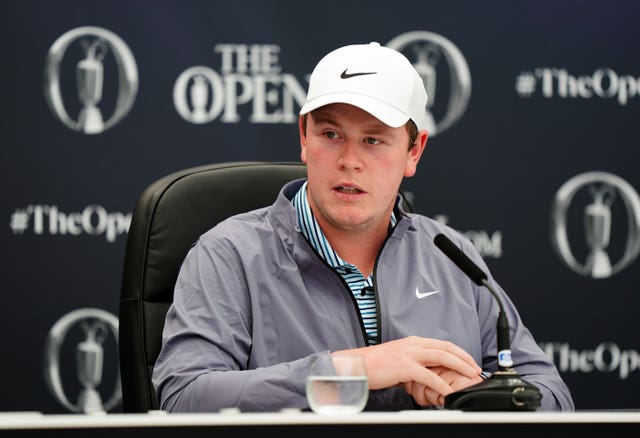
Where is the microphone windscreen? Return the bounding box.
[434,233,488,286]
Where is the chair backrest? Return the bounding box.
[118,161,308,412]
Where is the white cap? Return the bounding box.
[300,42,429,130]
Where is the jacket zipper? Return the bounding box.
[298,216,403,347]
[371,221,400,345]
[299,238,370,345]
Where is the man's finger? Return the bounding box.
[413,349,480,378]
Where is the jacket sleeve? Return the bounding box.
[460,237,575,411]
[152,235,321,412]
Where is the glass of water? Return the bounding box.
[306,354,369,414]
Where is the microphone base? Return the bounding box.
[444,369,542,411]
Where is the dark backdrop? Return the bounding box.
[2,0,639,412]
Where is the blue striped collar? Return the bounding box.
[292,181,396,274]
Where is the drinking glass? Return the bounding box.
[306,354,369,414]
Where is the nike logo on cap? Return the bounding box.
[340,69,377,79]
[415,287,439,299]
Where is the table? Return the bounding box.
[1,410,639,437]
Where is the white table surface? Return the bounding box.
[1,410,639,429]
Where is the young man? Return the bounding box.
[153,42,574,412]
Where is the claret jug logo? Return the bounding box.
[551,172,640,279]
[386,31,471,137]
[44,308,121,413]
[44,26,138,134]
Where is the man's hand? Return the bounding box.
[333,336,482,401]
[404,366,484,406]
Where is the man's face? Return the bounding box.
[299,103,427,235]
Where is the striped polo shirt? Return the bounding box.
[292,181,397,345]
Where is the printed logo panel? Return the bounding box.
[44,308,121,413]
[44,26,138,134]
[173,32,470,138]
[387,31,471,137]
[551,172,640,278]
[10,205,131,243]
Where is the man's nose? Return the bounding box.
[337,140,363,170]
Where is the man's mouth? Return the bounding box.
[335,185,364,194]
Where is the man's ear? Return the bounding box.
[299,115,308,163]
[404,130,428,177]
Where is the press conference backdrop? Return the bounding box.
[2,0,639,413]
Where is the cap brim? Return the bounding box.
[299,93,410,128]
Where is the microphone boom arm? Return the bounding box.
[480,278,512,372]
[433,233,542,411]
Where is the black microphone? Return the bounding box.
[433,234,487,286]
[433,233,542,411]
[433,234,510,359]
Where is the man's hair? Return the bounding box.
[406,120,418,149]
[302,114,419,149]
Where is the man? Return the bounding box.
[153,42,574,412]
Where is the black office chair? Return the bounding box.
[118,161,308,413]
[118,161,414,413]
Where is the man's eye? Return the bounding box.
[365,137,381,145]
[324,131,337,139]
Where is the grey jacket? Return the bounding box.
[153,179,574,412]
